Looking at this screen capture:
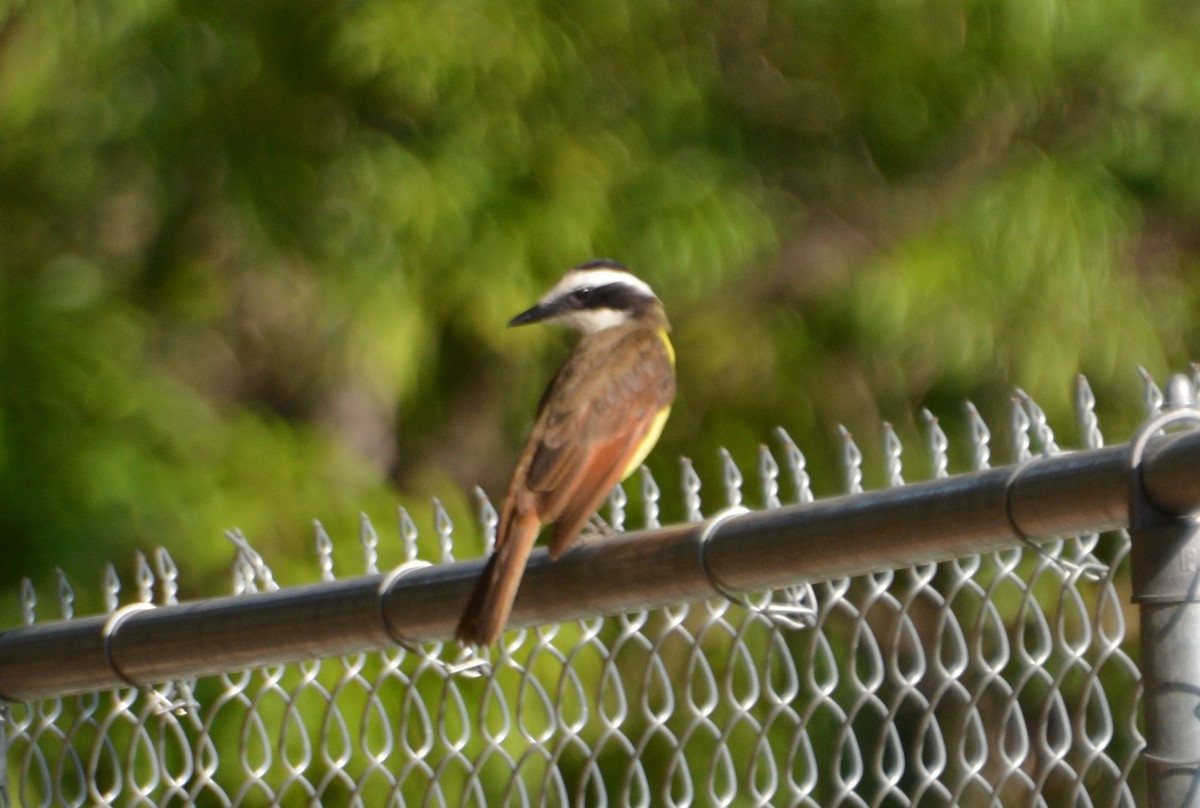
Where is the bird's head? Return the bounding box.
[509,260,665,335]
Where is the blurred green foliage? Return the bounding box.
[1,0,1198,619]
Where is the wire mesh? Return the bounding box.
[2,374,1156,807]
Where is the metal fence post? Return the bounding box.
[0,703,8,808]
[1130,404,1200,808]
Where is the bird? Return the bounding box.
[455,260,676,646]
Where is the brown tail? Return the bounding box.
[455,510,540,646]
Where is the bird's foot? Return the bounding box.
[575,513,618,545]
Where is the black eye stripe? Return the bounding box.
[570,283,652,311]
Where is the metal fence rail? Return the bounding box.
[2,373,1198,806]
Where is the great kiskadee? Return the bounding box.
[455,260,676,646]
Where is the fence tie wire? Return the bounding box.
[699,505,817,631]
[378,560,490,678]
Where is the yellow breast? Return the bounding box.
[619,327,675,480]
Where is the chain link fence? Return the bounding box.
[5,371,1198,806]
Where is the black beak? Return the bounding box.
[508,301,556,327]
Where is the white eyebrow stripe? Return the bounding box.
[541,269,655,304]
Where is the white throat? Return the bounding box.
[561,307,632,335]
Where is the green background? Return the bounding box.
[1,0,1195,614]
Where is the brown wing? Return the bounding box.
[523,325,675,557]
[543,408,664,558]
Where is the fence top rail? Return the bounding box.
[1,418,1198,702]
